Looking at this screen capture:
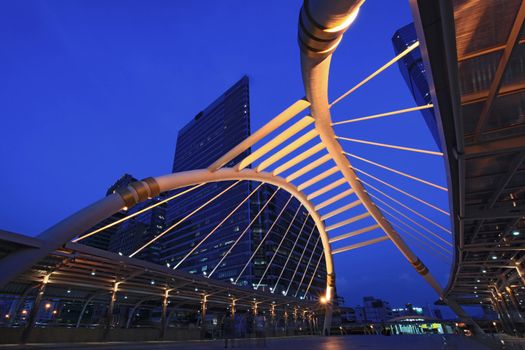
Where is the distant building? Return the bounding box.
[392,23,442,151]
[79,174,135,251]
[392,303,430,318]
[361,296,393,323]
[81,174,166,263]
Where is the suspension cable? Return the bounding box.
[331,104,433,125]
[73,183,206,243]
[370,194,451,247]
[285,225,316,296]
[345,153,447,191]
[337,136,443,156]
[130,181,241,258]
[207,187,281,278]
[170,181,261,267]
[234,194,294,284]
[330,41,420,107]
[272,214,311,293]
[255,205,303,290]
[376,204,451,254]
[353,166,448,216]
[392,222,451,259]
[361,179,451,234]
[303,251,324,300]
[294,237,320,297]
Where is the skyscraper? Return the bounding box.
[161,76,253,281]
[392,23,442,151]
[160,76,326,298]
[81,173,166,263]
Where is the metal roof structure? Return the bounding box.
[412,0,525,319]
[0,229,315,315]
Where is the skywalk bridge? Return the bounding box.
[1,0,524,345]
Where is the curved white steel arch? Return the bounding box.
[154,168,335,296]
[0,0,483,336]
[297,0,482,334]
[0,167,335,301]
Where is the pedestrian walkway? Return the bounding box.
[0,335,495,350]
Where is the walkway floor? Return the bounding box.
[0,335,495,350]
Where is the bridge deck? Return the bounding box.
[0,335,495,350]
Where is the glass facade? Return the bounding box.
[392,23,442,151]
[81,173,166,263]
[161,76,325,298]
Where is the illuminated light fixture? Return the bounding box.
[118,252,123,256]
[4,314,9,319]
[492,256,498,260]
[166,263,170,267]
[124,296,128,299]
[319,296,327,304]
[67,289,71,293]
[45,303,52,309]
[513,231,520,236]
[91,270,96,276]
[150,280,155,285]
[477,280,481,283]
[21,310,28,315]
[482,270,487,273]
[52,310,57,315]
[325,7,360,33]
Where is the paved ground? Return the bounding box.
[0,335,497,350]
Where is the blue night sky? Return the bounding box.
[0,1,459,312]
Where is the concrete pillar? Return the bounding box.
[270,304,276,336]
[506,286,523,324]
[76,292,106,328]
[160,290,170,339]
[284,308,289,335]
[500,294,518,335]
[20,277,48,343]
[231,299,236,318]
[322,301,333,336]
[9,285,38,327]
[200,295,207,339]
[492,293,513,335]
[102,283,118,341]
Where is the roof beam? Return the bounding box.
[307,178,347,200]
[332,236,389,254]
[325,212,370,232]
[208,99,310,171]
[329,224,380,243]
[463,206,525,221]
[473,1,525,139]
[236,116,314,171]
[465,138,525,159]
[321,199,362,220]
[314,188,355,210]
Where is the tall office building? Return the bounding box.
[392,23,443,151]
[160,76,326,298]
[81,174,166,263]
[80,174,135,251]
